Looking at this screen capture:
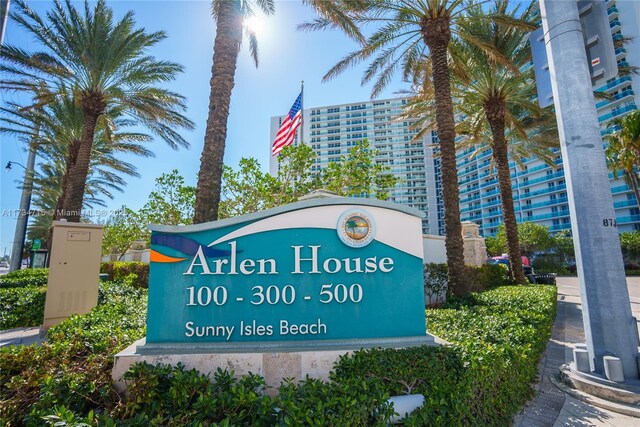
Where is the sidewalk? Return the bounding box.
[514,277,640,426]
[0,326,43,347]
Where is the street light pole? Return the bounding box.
[8,139,37,272]
[540,0,639,381]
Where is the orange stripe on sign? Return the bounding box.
[150,250,187,263]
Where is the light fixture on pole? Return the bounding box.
[7,140,37,272]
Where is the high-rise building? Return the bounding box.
[269,98,440,234]
[458,0,639,236]
[270,1,640,237]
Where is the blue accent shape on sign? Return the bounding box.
[145,199,427,347]
[151,233,234,258]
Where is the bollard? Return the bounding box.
[603,356,624,382]
[388,394,425,424]
[573,348,591,373]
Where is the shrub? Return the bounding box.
[100,261,149,288]
[424,263,511,302]
[0,268,48,288]
[276,376,394,426]
[332,346,465,424]
[0,286,47,329]
[331,285,556,426]
[467,264,511,292]
[532,257,571,275]
[424,263,448,305]
[425,285,557,425]
[0,281,147,425]
[1,281,555,426]
[113,363,276,426]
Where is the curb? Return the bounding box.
[549,373,640,418]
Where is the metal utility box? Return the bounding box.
[42,221,104,329]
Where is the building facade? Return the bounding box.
[270,1,640,237]
[269,98,440,234]
[458,0,639,236]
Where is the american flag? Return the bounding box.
[272,92,302,156]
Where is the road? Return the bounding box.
[556,275,640,340]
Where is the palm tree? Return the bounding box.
[450,0,552,283]
[194,0,367,224]
[311,0,527,295]
[2,97,155,245]
[605,110,640,206]
[1,0,194,222]
[194,0,275,223]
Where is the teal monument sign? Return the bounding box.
[142,198,429,352]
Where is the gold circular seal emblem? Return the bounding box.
[337,209,376,248]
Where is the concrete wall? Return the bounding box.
[422,234,447,264]
[102,249,150,263]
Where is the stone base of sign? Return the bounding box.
[112,335,442,393]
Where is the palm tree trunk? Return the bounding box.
[424,19,467,297]
[626,168,640,209]
[486,102,527,284]
[194,0,243,224]
[61,114,99,222]
[54,139,82,220]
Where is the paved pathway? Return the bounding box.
[514,276,640,426]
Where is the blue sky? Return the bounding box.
[1,0,403,256]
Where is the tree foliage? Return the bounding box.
[2,0,193,222]
[220,141,398,219]
[319,141,398,199]
[605,110,640,205]
[620,231,640,262]
[485,222,556,258]
[101,170,195,255]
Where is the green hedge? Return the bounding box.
[100,261,149,288]
[424,285,556,425]
[331,285,556,426]
[424,263,512,303]
[0,268,49,288]
[0,280,147,424]
[0,286,47,329]
[1,283,556,426]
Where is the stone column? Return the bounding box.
[461,221,487,266]
[540,0,638,380]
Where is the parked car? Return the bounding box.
[489,255,534,276]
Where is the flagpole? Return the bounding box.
[300,80,304,146]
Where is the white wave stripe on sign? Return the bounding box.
[208,205,424,259]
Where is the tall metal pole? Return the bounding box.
[9,139,37,272]
[540,0,638,381]
[0,0,10,46]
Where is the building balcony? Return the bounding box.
[614,199,639,209]
[598,104,638,123]
[595,90,634,110]
[595,76,632,92]
[611,184,631,194]
[520,197,569,211]
[549,223,572,232]
[617,215,640,225]
[514,184,567,200]
[526,210,571,222]
[514,171,566,189]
